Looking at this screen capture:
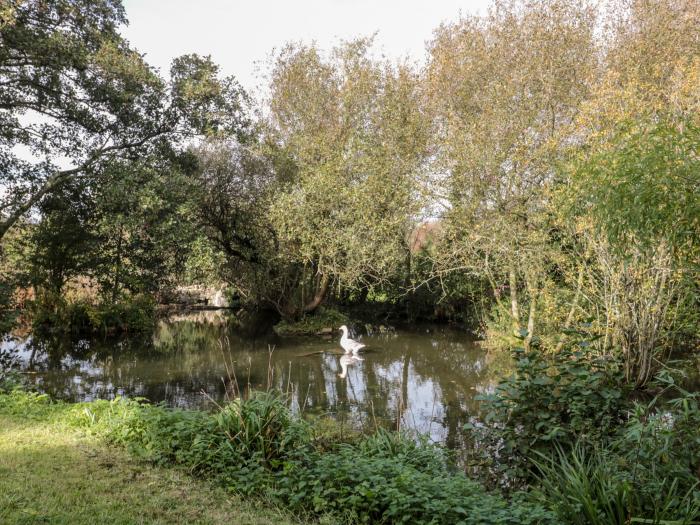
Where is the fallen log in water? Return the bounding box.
[296,349,345,357]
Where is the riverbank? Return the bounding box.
[3,345,699,525]
[0,393,310,525]
[0,390,553,525]
[5,322,490,434]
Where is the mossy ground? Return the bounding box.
[0,397,307,525]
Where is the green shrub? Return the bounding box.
[66,391,553,524]
[304,414,363,450]
[85,295,156,334]
[468,344,628,485]
[468,344,700,523]
[30,291,83,332]
[602,380,700,521]
[355,428,448,475]
[0,345,23,392]
[73,391,311,494]
[0,389,64,419]
[212,392,311,464]
[274,434,554,524]
[30,293,155,335]
[0,277,19,335]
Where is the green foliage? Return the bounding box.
[74,391,310,494]
[30,293,155,335]
[532,443,699,525]
[467,343,700,523]
[0,347,22,392]
[0,0,250,240]
[0,0,162,238]
[531,386,700,525]
[608,379,700,516]
[469,340,628,484]
[553,117,700,384]
[170,54,251,140]
[181,235,228,286]
[0,393,305,525]
[86,295,156,334]
[565,118,700,263]
[212,392,310,466]
[61,390,553,524]
[274,307,349,336]
[90,158,198,300]
[267,38,429,295]
[274,437,553,524]
[189,139,282,310]
[18,182,96,294]
[0,276,19,336]
[3,155,200,305]
[0,390,58,419]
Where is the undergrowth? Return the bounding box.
[465,338,700,524]
[29,293,156,335]
[1,389,554,525]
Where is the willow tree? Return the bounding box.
[264,38,429,317]
[425,0,598,346]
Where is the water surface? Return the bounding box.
[4,312,508,446]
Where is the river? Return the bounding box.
[2,312,510,447]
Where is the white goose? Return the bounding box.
[339,325,365,356]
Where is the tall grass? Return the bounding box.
[532,443,700,525]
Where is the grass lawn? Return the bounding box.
[0,400,307,525]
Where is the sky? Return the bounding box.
[121,0,489,93]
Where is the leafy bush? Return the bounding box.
[469,344,628,484]
[355,428,448,474]
[30,293,155,335]
[212,392,310,464]
[0,277,19,335]
[468,343,700,523]
[0,389,63,420]
[0,345,23,392]
[275,443,553,524]
[602,380,700,521]
[73,391,311,494]
[66,391,553,524]
[85,295,156,334]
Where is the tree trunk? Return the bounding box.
[524,278,538,349]
[301,273,330,314]
[555,265,585,352]
[111,226,124,303]
[508,264,522,335]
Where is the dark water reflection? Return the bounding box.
[4,312,510,446]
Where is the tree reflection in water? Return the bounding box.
[5,316,511,448]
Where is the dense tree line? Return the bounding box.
[1,0,698,386]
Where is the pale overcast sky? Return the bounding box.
[121,0,489,93]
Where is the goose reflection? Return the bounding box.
[338,354,362,379]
